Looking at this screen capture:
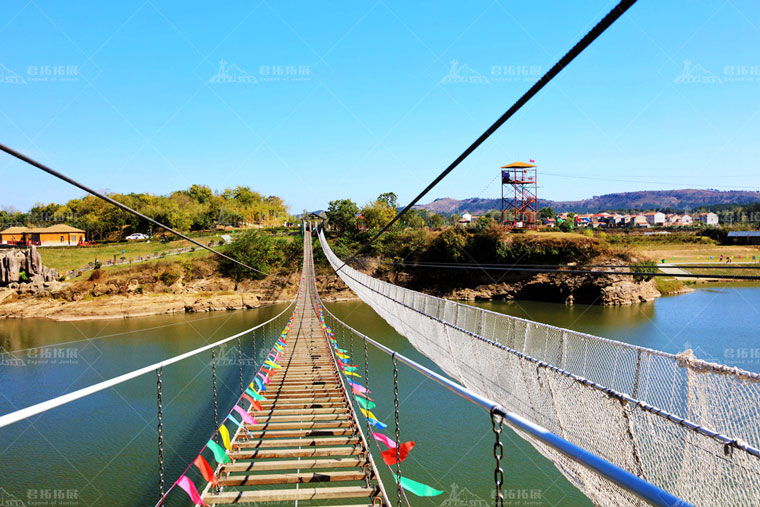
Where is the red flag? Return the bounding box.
[381,441,415,466]
[194,455,218,486]
[241,394,262,412]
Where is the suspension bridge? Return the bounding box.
[1,225,758,506]
[1,0,759,503]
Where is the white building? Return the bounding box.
[644,212,666,226]
[697,212,719,226]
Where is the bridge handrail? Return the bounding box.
[314,283,692,507]
[0,299,296,429]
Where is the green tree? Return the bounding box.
[377,192,398,210]
[218,230,282,281]
[475,215,492,230]
[326,199,359,232]
[361,200,396,230]
[429,214,444,228]
[539,207,555,219]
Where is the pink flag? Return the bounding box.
[233,405,257,425]
[177,475,205,505]
[373,432,397,448]
[529,159,535,163]
[351,383,369,394]
[257,372,269,385]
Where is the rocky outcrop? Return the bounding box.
[0,247,57,286]
[442,271,661,306]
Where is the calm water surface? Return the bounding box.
[0,286,757,506]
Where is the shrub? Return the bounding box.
[18,270,29,283]
[218,230,285,281]
[159,270,180,286]
[631,260,658,281]
[88,269,106,282]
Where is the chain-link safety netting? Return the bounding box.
[318,230,760,506]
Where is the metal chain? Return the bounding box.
[491,408,504,507]
[212,348,218,430]
[237,336,243,394]
[363,337,372,484]
[392,353,402,507]
[253,328,257,364]
[156,367,165,498]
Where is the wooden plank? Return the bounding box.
[234,436,359,449]
[204,485,380,504]
[238,427,352,439]
[228,445,361,460]
[221,457,365,473]
[218,470,366,486]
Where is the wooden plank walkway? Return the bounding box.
[203,233,387,506]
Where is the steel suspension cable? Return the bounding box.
[334,0,637,272]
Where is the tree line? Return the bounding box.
[0,185,291,240]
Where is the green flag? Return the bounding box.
[393,475,443,497]
[356,397,376,410]
[207,439,230,464]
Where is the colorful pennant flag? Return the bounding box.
[219,424,232,451]
[368,418,387,430]
[393,475,443,497]
[177,475,205,505]
[233,405,257,425]
[206,440,230,464]
[227,414,255,438]
[356,397,376,410]
[193,455,218,486]
[381,441,415,466]
[373,432,397,448]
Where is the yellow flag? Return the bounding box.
[219,424,232,451]
[360,408,376,420]
[344,371,361,378]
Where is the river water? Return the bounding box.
[0,285,758,506]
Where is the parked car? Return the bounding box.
[125,233,150,240]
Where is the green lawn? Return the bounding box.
[39,232,230,273]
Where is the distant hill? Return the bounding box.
[416,189,760,215]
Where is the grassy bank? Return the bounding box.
[38,231,233,273]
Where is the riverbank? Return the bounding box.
[0,253,357,320]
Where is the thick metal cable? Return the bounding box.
[334,0,637,272]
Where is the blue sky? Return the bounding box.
[1,0,759,214]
